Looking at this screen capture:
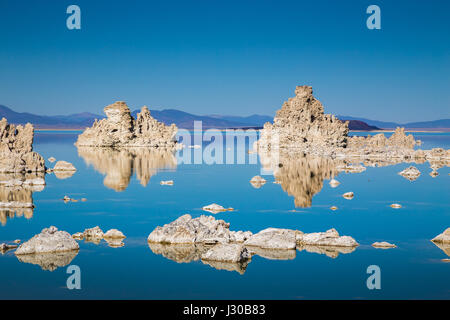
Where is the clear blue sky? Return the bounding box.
[0,0,448,122]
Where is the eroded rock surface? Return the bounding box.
[432,228,450,244]
[244,228,297,250]
[76,102,178,148]
[201,243,250,263]
[296,228,359,247]
[398,166,421,181]
[16,250,78,271]
[0,118,45,174]
[15,226,79,255]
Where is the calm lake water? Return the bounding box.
[0,131,449,299]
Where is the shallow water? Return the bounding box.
[0,131,449,299]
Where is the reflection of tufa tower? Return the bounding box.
[77,147,177,191]
[260,153,341,208]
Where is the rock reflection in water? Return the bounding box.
[297,245,356,259]
[148,243,249,274]
[77,147,177,191]
[15,250,78,271]
[259,152,343,208]
[0,173,45,225]
[432,242,450,258]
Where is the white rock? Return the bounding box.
[329,178,340,188]
[15,226,79,255]
[343,192,354,199]
[103,229,126,239]
[48,157,56,163]
[244,228,297,250]
[372,241,397,248]
[148,214,235,244]
[202,203,230,214]
[160,180,174,185]
[296,228,359,247]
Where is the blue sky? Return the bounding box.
[0,0,449,122]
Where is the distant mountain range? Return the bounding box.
[0,104,447,131]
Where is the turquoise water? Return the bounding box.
[0,131,449,299]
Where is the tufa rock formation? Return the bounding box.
[76,102,178,148]
[255,86,450,164]
[0,118,45,173]
[256,86,349,155]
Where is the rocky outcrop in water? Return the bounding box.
[148,215,359,272]
[256,86,348,155]
[15,226,79,255]
[77,147,177,191]
[0,118,45,174]
[76,102,178,148]
[255,86,450,164]
[432,228,450,244]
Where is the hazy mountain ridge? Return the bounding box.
[0,104,447,131]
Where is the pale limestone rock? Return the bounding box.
[296,228,359,247]
[83,226,104,239]
[343,192,354,200]
[372,241,397,248]
[398,166,421,181]
[76,103,178,148]
[431,228,450,244]
[329,178,340,188]
[103,229,126,239]
[147,214,236,244]
[202,203,230,214]
[337,163,366,173]
[53,160,76,172]
[244,228,297,250]
[0,243,18,253]
[72,232,84,240]
[201,243,251,263]
[390,203,402,209]
[105,238,125,248]
[48,157,56,163]
[0,118,45,174]
[249,175,267,188]
[330,206,338,211]
[256,86,349,155]
[229,230,253,243]
[247,246,296,260]
[15,226,79,255]
[160,180,174,185]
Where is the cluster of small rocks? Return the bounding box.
[72,226,126,247]
[147,214,359,269]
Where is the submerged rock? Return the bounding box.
[244,228,297,250]
[372,241,397,248]
[398,166,421,181]
[296,228,359,247]
[76,102,178,148]
[15,226,79,255]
